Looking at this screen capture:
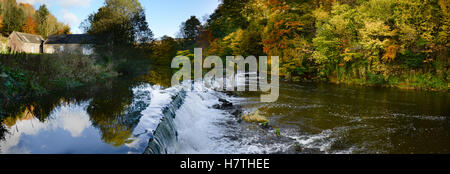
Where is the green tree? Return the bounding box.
[202,0,448,89]
[261,0,314,79]
[1,0,25,35]
[206,0,250,38]
[84,0,153,51]
[153,35,179,65]
[35,4,49,37]
[180,16,201,50]
[312,3,360,78]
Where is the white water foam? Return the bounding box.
[128,84,180,150]
[170,82,295,154]
[131,81,297,154]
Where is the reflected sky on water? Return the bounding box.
[0,102,142,154]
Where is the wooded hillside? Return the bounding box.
[0,0,70,37]
[191,0,449,90]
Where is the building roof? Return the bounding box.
[10,31,44,44]
[45,34,95,44]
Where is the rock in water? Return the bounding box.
[213,98,234,110]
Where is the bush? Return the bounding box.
[367,73,387,85]
[401,50,425,69]
[408,73,447,90]
[0,52,116,93]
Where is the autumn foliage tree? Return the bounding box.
[202,0,447,89]
[1,0,25,35]
[0,1,67,36]
[21,16,38,34]
[56,24,71,35]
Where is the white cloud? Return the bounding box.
[16,0,50,6]
[61,10,82,34]
[62,10,80,26]
[57,0,92,8]
[0,103,91,153]
[17,0,92,34]
[53,103,91,137]
[16,0,92,8]
[16,0,45,4]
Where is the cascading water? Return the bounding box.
[1,72,446,154]
[144,90,186,154]
[134,81,298,154]
[0,80,301,154]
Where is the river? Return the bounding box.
[0,67,448,154]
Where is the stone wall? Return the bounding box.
[44,44,94,55]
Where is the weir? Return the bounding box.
[143,90,186,154]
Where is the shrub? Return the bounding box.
[367,73,387,85]
[401,50,425,69]
[0,52,116,93]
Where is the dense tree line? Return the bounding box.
[0,0,70,37]
[188,0,448,90]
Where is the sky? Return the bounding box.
[16,0,220,38]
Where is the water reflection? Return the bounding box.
[0,73,159,153]
[87,79,136,147]
[137,66,173,87]
[1,102,93,153]
[0,67,176,154]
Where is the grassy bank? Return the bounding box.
[329,73,448,91]
[323,64,449,91]
[0,53,117,104]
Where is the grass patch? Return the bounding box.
[328,68,448,91]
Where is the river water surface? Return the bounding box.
[0,68,448,154]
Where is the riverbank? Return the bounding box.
[0,52,154,119]
[0,53,117,101]
[326,72,448,92]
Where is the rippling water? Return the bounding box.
[237,82,449,154]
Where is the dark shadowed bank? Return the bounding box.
[0,49,155,128]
